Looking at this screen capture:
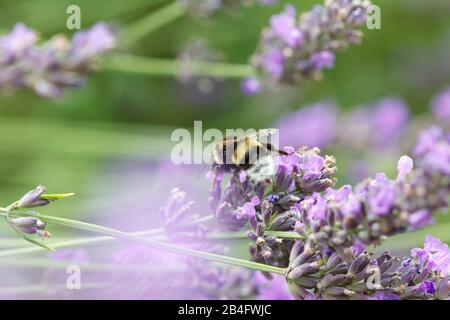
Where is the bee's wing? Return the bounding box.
[246,155,277,181]
[253,128,278,138]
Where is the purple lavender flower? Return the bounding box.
[241,77,262,96]
[235,196,260,221]
[261,49,284,79]
[210,145,337,267]
[270,5,303,48]
[291,126,450,253]
[0,22,116,98]
[396,155,414,182]
[275,102,338,149]
[366,173,397,217]
[414,126,450,176]
[160,188,208,240]
[287,235,450,300]
[106,243,263,299]
[334,97,410,152]
[252,1,371,86]
[256,274,292,300]
[431,87,450,121]
[69,22,116,66]
[309,51,335,70]
[370,97,410,149]
[0,23,37,64]
[411,235,450,277]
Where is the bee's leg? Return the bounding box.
[264,143,292,155]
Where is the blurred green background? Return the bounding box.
[0,0,449,249]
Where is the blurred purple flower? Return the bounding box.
[396,155,414,182]
[275,102,338,149]
[69,22,116,65]
[252,1,371,87]
[0,22,116,98]
[309,51,335,70]
[0,23,37,63]
[270,5,303,47]
[371,97,410,149]
[235,196,260,221]
[367,173,397,216]
[414,126,450,176]
[411,234,450,277]
[241,77,262,95]
[261,49,284,78]
[431,87,450,121]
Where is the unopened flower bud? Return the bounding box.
[288,261,321,280]
[279,195,301,210]
[323,287,355,298]
[10,216,50,238]
[318,274,347,290]
[326,253,343,270]
[289,240,304,264]
[348,253,370,275]
[17,186,49,208]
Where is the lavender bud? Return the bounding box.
[400,266,416,284]
[294,276,319,289]
[16,185,49,208]
[326,253,343,270]
[436,279,450,299]
[10,216,50,238]
[288,261,321,280]
[288,281,313,300]
[289,240,304,265]
[270,211,295,230]
[291,249,315,269]
[261,200,273,225]
[318,274,347,290]
[348,253,370,276]
[323,287,355,298]
[246,230,258,241]
[279,194,301,210]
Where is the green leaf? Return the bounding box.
[40,193,75,200]
[5,217,55,252]
[19,234,55,252]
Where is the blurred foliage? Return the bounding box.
[0,0,449,244]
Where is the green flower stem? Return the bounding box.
[124,1,186,45]
[0,224,302,259]
[3,257,186,273]
[103,54,256,78]
[0,214,214,258]
[0,283,112,295]
[206,231,304,240]
[0,209,286,275]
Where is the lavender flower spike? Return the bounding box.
[251,1,372,87]
[0,22,116,98]
[287,235,450,300]
[293,126,450,255]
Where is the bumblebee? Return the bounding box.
[211,129,290,171]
